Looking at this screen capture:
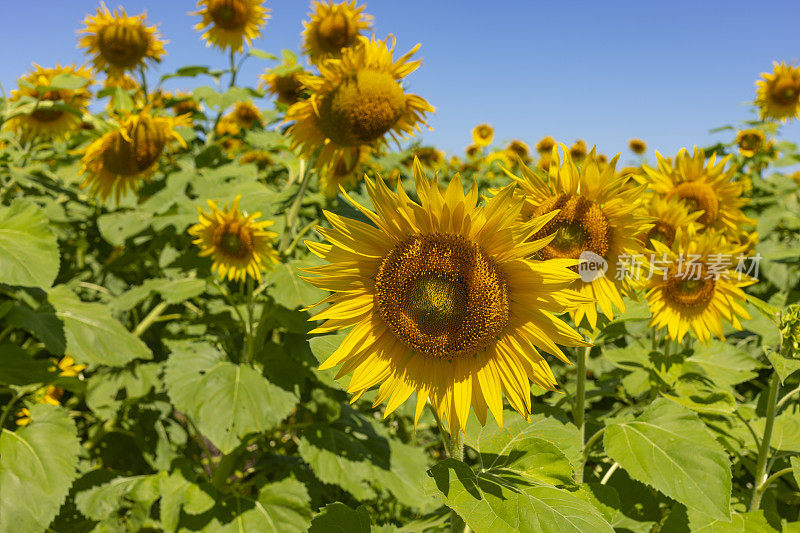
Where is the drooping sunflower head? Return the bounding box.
[303,160,590,434]
[755,61,800,122]
[231,100,263,129]
[735,128,766,157]
[472,123,494,147]
[193,0,270,52]
[536,135,556,154]
[286,36,434,172]
[260,57,308,106]
[507,140,531,162]
[642,147,754,236]
[504,144,652,328]
[80,111,190,203]
[646,227,754,344]
[302,0,372,64]
[189,195,279,282]
[79,5,166,75]
[641,194,702,249]
[569,139,587,161]
[4,64,93,141]
[628,138,647,155]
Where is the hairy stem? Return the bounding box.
[750,372,780,511]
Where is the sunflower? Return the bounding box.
[318,145,370,197]
[645,227,754,344]
[756,61,800,122]
[406,146,445,169]
[303,161,590,434]
[536,135,556,154]
[302,0,372,64]
[642,147,754,236]
[260,57,307,105]
[79,5,166,75]
[465,144,480,159]
[52,355,87,377]
[735,128,766,157]
[507,140,531,163]
[569,139,587,161]
[641,194,702,249]
[80,112,190,203]
[628,138,646,155]
[230,101,263,129]
[286,36,433,174]
[537,152,552,171]
[193,0,270,52]
[4,64,93,141]
[472,123,494,147]
[169,91,201,116]
[189,195,279,282]
[240,149,273,169]
[503,144,652,329]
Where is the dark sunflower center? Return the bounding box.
[664,269,716,309]
[771,78,800,106]
[98,24,149,69]
[274,74,303,104]
[671,181,719,226]
[317,13,357,53]
[374,233,509,359]
[101,118,167,176]
[739,133,762,152]
[31,108,65,123]
[646,220,676,248]
[532,194,611,261]
[210,0,249,29]
[318,70,406,146]
[214,223,254,259]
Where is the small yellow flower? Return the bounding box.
[16,408,32,426]
[189,195,280,282]
[52,355,87,378]
[471,123,494,147]
[628,138,647,155]
[193,0,270,53]
[302,0,373,64]
[735,129,766,157]
[756,61,800,122]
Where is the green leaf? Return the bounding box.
[0,405,81,532]
[0,200,59,288]
[268,259,327,310]
[791,456,800,487]
[0,343,56,385]
[159,470,215,533]
[47,285,152,368]
[74,474,163,522]
[204,478,312,532]
[425,459,614,533]
[249,48,278,60]
[661,505,776,532]
[764,348,800,384]
[3,303,66,354]
[754,413,800,452]
[603,398,731,521]
[97,210,152,245]
[663,381,736,415]
[47,72,91,90]
[309,503,371,533]
[164,341,297,453]
[681,340,760,388]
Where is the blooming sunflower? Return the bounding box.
[80,111,190,203]
[286,36,433,175]
[642,147,754,236]
[735,128,766,157]
[260,57,307,105]
[189,195,279,282]
[536,135,556,154]
[79,5,166,75]
[503,144,652,329]
[230,100,263,129]
[302,0,373,64]
[193,0,270,53]
[645,227,754,344]
[318,145,370,197]
[465,144,480,159]
[755,62,800,122]
[628,138,646,155]
[4,64,93,141]
[472,123,494,147]
[303,161,590,434]
[641,194,702,249]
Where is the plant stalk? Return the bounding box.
[573,345,590,483]
[279,159,311,252]
[749,372,780,511]
[133,301,169,337]
[447,430,467,533]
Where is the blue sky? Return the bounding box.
[2,0,799,159]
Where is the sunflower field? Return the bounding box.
[2,2,800,532]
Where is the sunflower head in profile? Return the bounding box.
[536,135,556,154]
[286,36,433,173]
[80,111,190,203]
[193,0,270,52]
[628,138,647,155]
[569,139,587,162]
[317,145,370,197]
[189,195,279,282]
[642,147,754,236]
[503,144,652,329]
[303,161,590,434]
[4,64,93,141]
[79,5,166,75]
[735,128,766,157]
[756,61,800,122]
[641,194,702,250]
[231,101,263,129]
[260,56,308,106]
[472,123,494,147]
[302,0,372,64]
[507,140,531,163]
[645,227,754,344]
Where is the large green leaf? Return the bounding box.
[764,348,800,384]
[661,504,776,532]
[3,303,66,354]
[603,398,731,521]
[268,259,326,310]
[0,405,81,532]
[791,456,800,487]
[0,199,59,288]
[425,459,614,533]
[159,470,215,533]
[309,503,371,533]
[164,341,297,453]
[74,473,164,523]
[47,285,151,368]
[0,343,56,385]
[755,413,800,452]
[681,340,760,388]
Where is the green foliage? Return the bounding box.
[0,200,59,289]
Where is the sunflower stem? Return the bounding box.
[573,344,590,483]
[279,159,311,253]
[229,49,238,88]
[244,277,256,364]
[750,372,780,511]
[447,430,467,533]
[138,65,149,105]
[133,301,169,337]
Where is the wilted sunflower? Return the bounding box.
[641,194,702,249]
[79,5,166,75]
[302,0,372,64]
[735,129,766,157]
[190,195,279,281]
[231,101,263,129]
[303,162,590,434]
[642,147,754,235]
[628,138,647,155]
[193,0,270,52]
[4,64,93,141]
[645,227,754,343]
[507,140,531,163]
[286,36,433,174]
[569,139,587,161]
[755,61,800,122]
[80,112,189,203]
[536,135,556,154]
[503,144,652,328]
[260,57,307,105]
[472,123,494,147]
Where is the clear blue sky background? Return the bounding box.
[2,0,799,159]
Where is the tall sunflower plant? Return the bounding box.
[2,2,800,532]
